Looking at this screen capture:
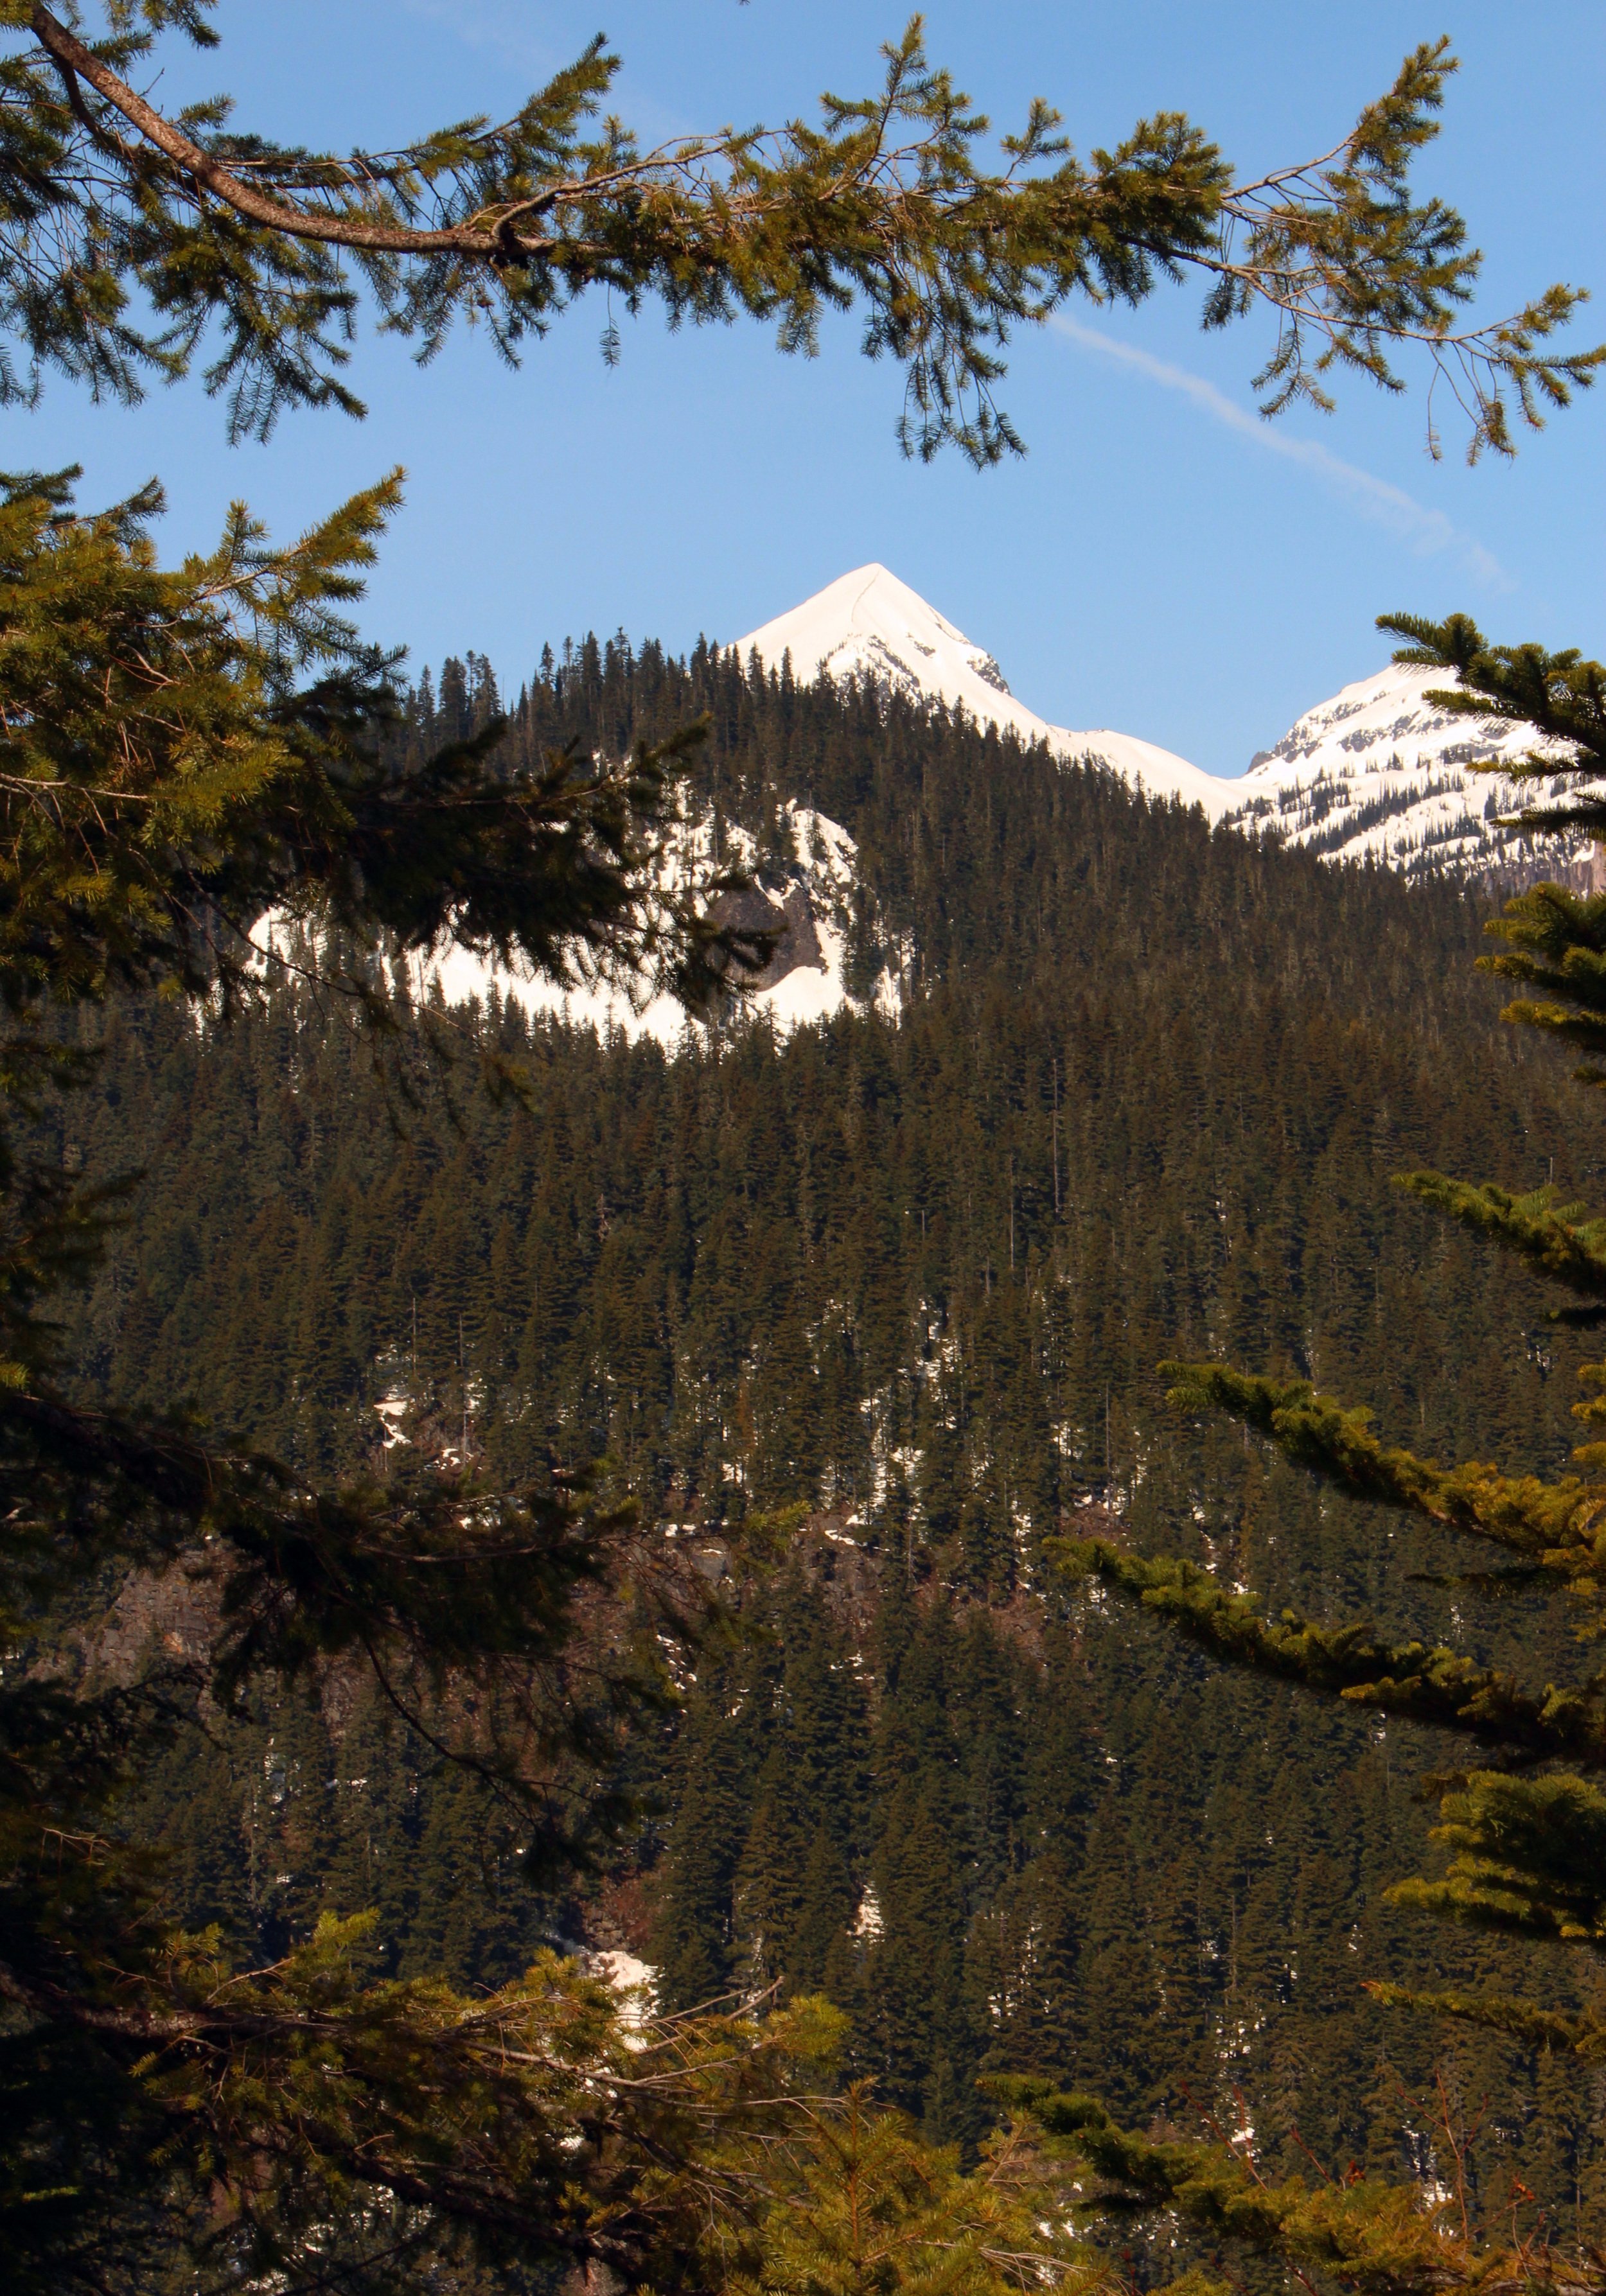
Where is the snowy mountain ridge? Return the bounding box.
[392,566,1593,1046]
[1222,662,1587,882]
[737,565,1234,820]
[736,566,1593,888]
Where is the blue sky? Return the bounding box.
[18,1,1605,776]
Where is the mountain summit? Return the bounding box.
[736,565,1233,819]
[1232,662,1584,881]
[737,565,1590,887]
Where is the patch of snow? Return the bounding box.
[852,1886,885,1941]
[590,1948,657,2029]
[373,1395,409,1450]
[420,798,881,1044]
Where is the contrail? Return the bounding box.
[1050,314,1508,588]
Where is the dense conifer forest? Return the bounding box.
[52,647,1606,2234]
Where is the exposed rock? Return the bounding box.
[709,878,827,990]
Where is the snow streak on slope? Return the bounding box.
[423,801,893,1044]
[737,565,1235,819]
[1217,663,1591,884]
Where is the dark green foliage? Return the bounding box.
[994,2078,1524,2296]
[126,1673,566,1987]
[1377,612,1606,1081]
[64,642,1598,1536]
[4,6,1606,2278]
[1054,1534,1606,1769]
[1046,615,1606,2286]
[0,399,737,2296]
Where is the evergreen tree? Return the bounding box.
[741,2081,1086,2296]
[652,1654,760,2010]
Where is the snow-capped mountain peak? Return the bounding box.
[737,563,1015,715]
[736,565,1235,820]
[1247,660,1557,782]
[1223,660,1589,881]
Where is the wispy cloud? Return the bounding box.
[396,3,698,145]
[1051,315,1507,588]
[398,1,561,78]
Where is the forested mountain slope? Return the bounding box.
[58,649,1606,2222]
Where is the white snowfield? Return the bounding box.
[420,798,894,1049]
[736,564,1594,885]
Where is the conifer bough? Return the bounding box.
[6,3,1601,459]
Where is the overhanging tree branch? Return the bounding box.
[2,9,1597,457]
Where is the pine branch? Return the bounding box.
[0,1897,849,2288]
[1365,1981,1606,2058]
[1158,1362,1605,1588]
[0,470,761,1026]
[1371,622,1606,1047]
[1050,1536,1606,1767]
[0,12,1593,457]
[1393,1173,1606,1304]
[1390,1769,1606,1949]
[1377,612,1606,780]
[987,2081,1600,2296]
